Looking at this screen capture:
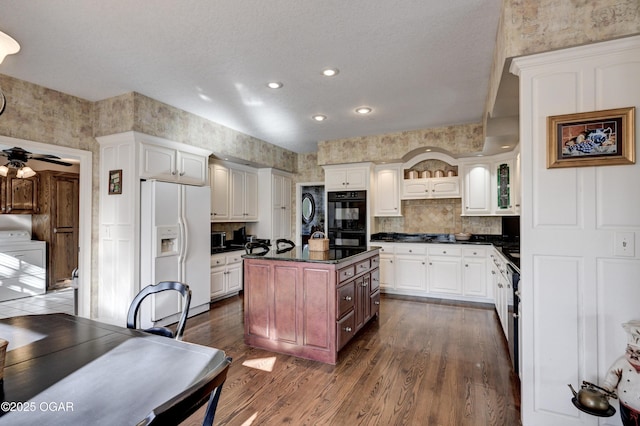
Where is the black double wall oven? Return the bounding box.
[327,190,367,249]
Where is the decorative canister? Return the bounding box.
[447,170,457,177]
[434,170,445,178]
[419,170,431,178]
[406,170,418,179]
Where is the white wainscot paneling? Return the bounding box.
[596,165,640,228]
[532,72,583,228]
[597,258,640,414]
[533,255,582,419]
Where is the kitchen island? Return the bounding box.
[243,246,380,364]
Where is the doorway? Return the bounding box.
[297,183,324,247]
[0,135,92,317]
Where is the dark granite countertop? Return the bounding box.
[242,246,380,264]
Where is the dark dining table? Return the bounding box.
[0,313,229,425]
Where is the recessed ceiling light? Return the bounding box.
[425,148,432,152]
[267,82,283,89]
[355,107,372,114]
[312,114,327,122]
[501,145,511,149]
[322,68,339,77]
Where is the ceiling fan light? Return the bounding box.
[17,166,35,178]
[0,165,8,177]
[0,30,20,64]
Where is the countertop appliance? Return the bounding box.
[140,180,210,328]
[211,231,226,249]
[327,190,367,249]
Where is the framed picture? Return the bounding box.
[547,107,635,168]
[108,169,122,195]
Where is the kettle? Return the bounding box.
[568,381,617,413]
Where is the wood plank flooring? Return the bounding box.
[180,294,521,426]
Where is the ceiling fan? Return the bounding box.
[0,146,72,178]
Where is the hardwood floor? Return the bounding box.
[180,294,521,426]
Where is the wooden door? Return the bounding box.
[50,174,79,286]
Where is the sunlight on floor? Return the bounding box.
[240,412,258,426]
[242,356,277,372]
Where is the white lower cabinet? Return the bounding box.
[210,251,243,301]
[375,242,492,303]
[395,245,427,291]
[490,249,509,336]
[427,246,462,295]
[462,247,488,297]
[377,244,396,291]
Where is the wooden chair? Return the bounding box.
[139,356,233,426]
[127,281,192,341]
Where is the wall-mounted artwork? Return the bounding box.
[108,169,122,195]
[547,107,635,168]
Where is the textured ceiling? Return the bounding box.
[0,0,502,154]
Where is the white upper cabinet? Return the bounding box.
[461,149,520,216]
[210,161,258,222]
[324,163,372,191]
[209,163,230,221]
[462,163,492,215]
[139,141,208,185]
[374,164,401,216]
[230,168,258,221]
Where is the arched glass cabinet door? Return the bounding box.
[301,193,315,224]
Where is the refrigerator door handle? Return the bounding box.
[178,217,187,270]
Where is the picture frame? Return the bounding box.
[547,107,635,168]
[108,169,122,195]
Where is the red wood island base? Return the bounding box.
[243,247,380,364]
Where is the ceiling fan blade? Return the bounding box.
[32,157,73,167]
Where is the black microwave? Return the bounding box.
[211,231,226,248]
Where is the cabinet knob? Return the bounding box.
[408,249,412,253]
[344,326,352,332]
[53,228,57,233]
[171,170,177,175]
[179,171,186,176]
[361,282,368,287]
[343,296,352,301]
[465,264,469,267]
[442,251,447,254]
[374,301,380,305]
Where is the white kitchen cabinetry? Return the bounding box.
[377,244,395,291]
[323,163,372,191]
[373,241,493,303]
[248,169,292,242]
[402,177,460,200]
[373,164,401,216]
[462,163,492,215]
[210,251,243,301]
[461,151,520,216]
[427,246,462,295]
[0,242,47,302]
[209,163,230,221]
[490,250,509,336]
[229,167,258,221]
[462,247,488,298]
[394,245,427,292]
[494,159,517,215]
[139,141,208,186]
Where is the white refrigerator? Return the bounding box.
[139,180,211,328]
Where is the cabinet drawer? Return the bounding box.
[355,259,371,274]
[462,247,486,258]
[226,253,243,264]
[376,244,395,254]
[337,282,355,319]
[395,245,426,255]
[370,268,380,292]
[370,255,380,269]
[211,255,225,266]
[427,246,461,256]
[337,310,355,350]
[370,289,380,318]
[337,265,356,284]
